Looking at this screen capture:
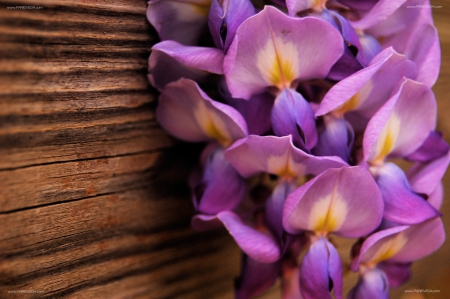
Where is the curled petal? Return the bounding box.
[374,162,440,225]
[347,268,389,299]
[217,211,281,263]
[224,6,344,99]
[271,89,318,151]
[225,135,346,179]
[353,217,445,269]
[192,148,245,215]
[363,79,436,165]
[156,78,247,145]
[284,166,383,237]
[350,0,407,30]
[147,0,211,45]
[300,238,343,299]
[266,182,296,243]
[152,41,225,74]
[316,48,416,122]
[235,255,281,299]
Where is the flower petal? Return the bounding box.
[235,255,281,299]
[147,0,211,45]
[374,162,440,225]
[192,147,245,215]
[224,6,344,99]
[217,211,281,263]
[363,79,436,165]
[300,238,343,299]
[377,261,411,288]
[156,78,247,145]
[406,131,449,162]
[347,268,389,299]
[350,0,407,30]
[152,41,225,74]
[225,135,346,179]
[284,166,383,237]
[208,0,255,52]
[271,89,318,151]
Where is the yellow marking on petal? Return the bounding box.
[191,0,211,16]
[309,189,348,236]
[193,101,232,146]
[333,93,360,117]
[370,113,401,166]
[311,0,327,11]
[257,39,299,90]
[368,233,408,265]
[267,149,305,181]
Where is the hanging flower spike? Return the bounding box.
[208,0,255,53]
[156,78,247,147]
[225,135,347,181]
[224,5,344,100]
[147,0,212,45]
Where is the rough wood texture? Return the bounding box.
[0,1,449,299]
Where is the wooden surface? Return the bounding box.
[0,0,449,298]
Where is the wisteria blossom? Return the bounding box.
[146,0,447,298]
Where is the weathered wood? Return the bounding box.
[0,0,450,299]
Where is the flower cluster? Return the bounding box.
[147,0,448,298]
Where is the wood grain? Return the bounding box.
[0,0,449,299]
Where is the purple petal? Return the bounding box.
[156,78,247,145]
[374,162,440,225]
[148,48,208,91]
[427,182,443,210]
[316,48,416,123]
[363,79,436,165]
[271,89,318,151]
[285,0,311,16]
[313,116,354,163]
[284,166,383,237]
[407,152,450,196]
[225,135,346,179]
[355,217,445,267]
[221,82,274,135]
[217,211,281,263]
[406,131,449,162]
[350,0,407,30]
[152,41,225,74]
[208,0,255,52]
[235,255,281,299]
[300,238,343,299]
[266,182,296,243]
[192,147,245,215]
[224,6,344,99]
[347,268,389,299]
[147,0,211,45]
[359,33,383,65]
[377,261,411,288]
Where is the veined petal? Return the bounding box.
[364,79,436,165]
[152,41,225,74]
[350,0,407,30]
[224,6,344,99]
[354,217,444,268]
[156,78,247,145]
[225,135,346,179]
[300,238,343,299]
[208,0,255,52]
[374,162,440,225]
[235,255,281,299]
[193,147,245,215]
[316,48,416,121]
[271,89,318,151]
[347,268,389,299]
[284,167,383,237]
[217,211,281,263]
[147,0,211,45]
